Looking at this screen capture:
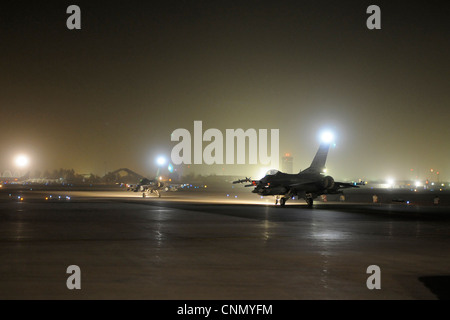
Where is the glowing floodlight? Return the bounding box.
[387,178,395,188]
[14,155,30,168]
[320,131,334,144]
[156,156,167,166]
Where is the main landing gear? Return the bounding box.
[305,194,314,208]
[275,195,289,207]
[275,194,314,208]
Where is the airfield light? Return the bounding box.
[156,156,167,166]
[320,131,334,144]
[14,155,30,168]
[387,178,395,188]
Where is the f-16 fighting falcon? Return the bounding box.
[233,132,360,207]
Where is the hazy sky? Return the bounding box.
[1,1,449,181]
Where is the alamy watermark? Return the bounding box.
[170,121,279,168]
[65,5,381,31]
[66,265,81,290]
[366,265,381,290]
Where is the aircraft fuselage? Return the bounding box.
[252,171,327,197]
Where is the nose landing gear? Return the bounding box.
[305,194,314,207]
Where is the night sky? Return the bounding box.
[1,1,449,181]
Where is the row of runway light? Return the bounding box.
[8,194,71,202]
[45,195,71,201]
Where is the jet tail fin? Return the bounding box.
[301,142,330,174]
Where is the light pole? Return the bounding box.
[14,154,30,178]
[155,156,167,179]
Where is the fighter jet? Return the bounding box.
[130,178,181,198]
[233,136,359,207]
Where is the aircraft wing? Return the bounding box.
[334,181,360,189]
[164,183,185,191]
[233,178,260,187]
[289,180,360,192]
[132,184,152,192]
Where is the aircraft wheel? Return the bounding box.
[142,193,146,198]
[306,198,313,207]
[280,197,286,207]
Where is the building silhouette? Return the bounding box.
[281,153,293,174]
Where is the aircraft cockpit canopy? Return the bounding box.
[265,169,280,176]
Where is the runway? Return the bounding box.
[1,189,449,299]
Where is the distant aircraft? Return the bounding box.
[129,178,180,198]
[233,135,360,207]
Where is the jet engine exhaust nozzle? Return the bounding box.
[322,176,335,190]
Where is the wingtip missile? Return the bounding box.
[233,177,252,184]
